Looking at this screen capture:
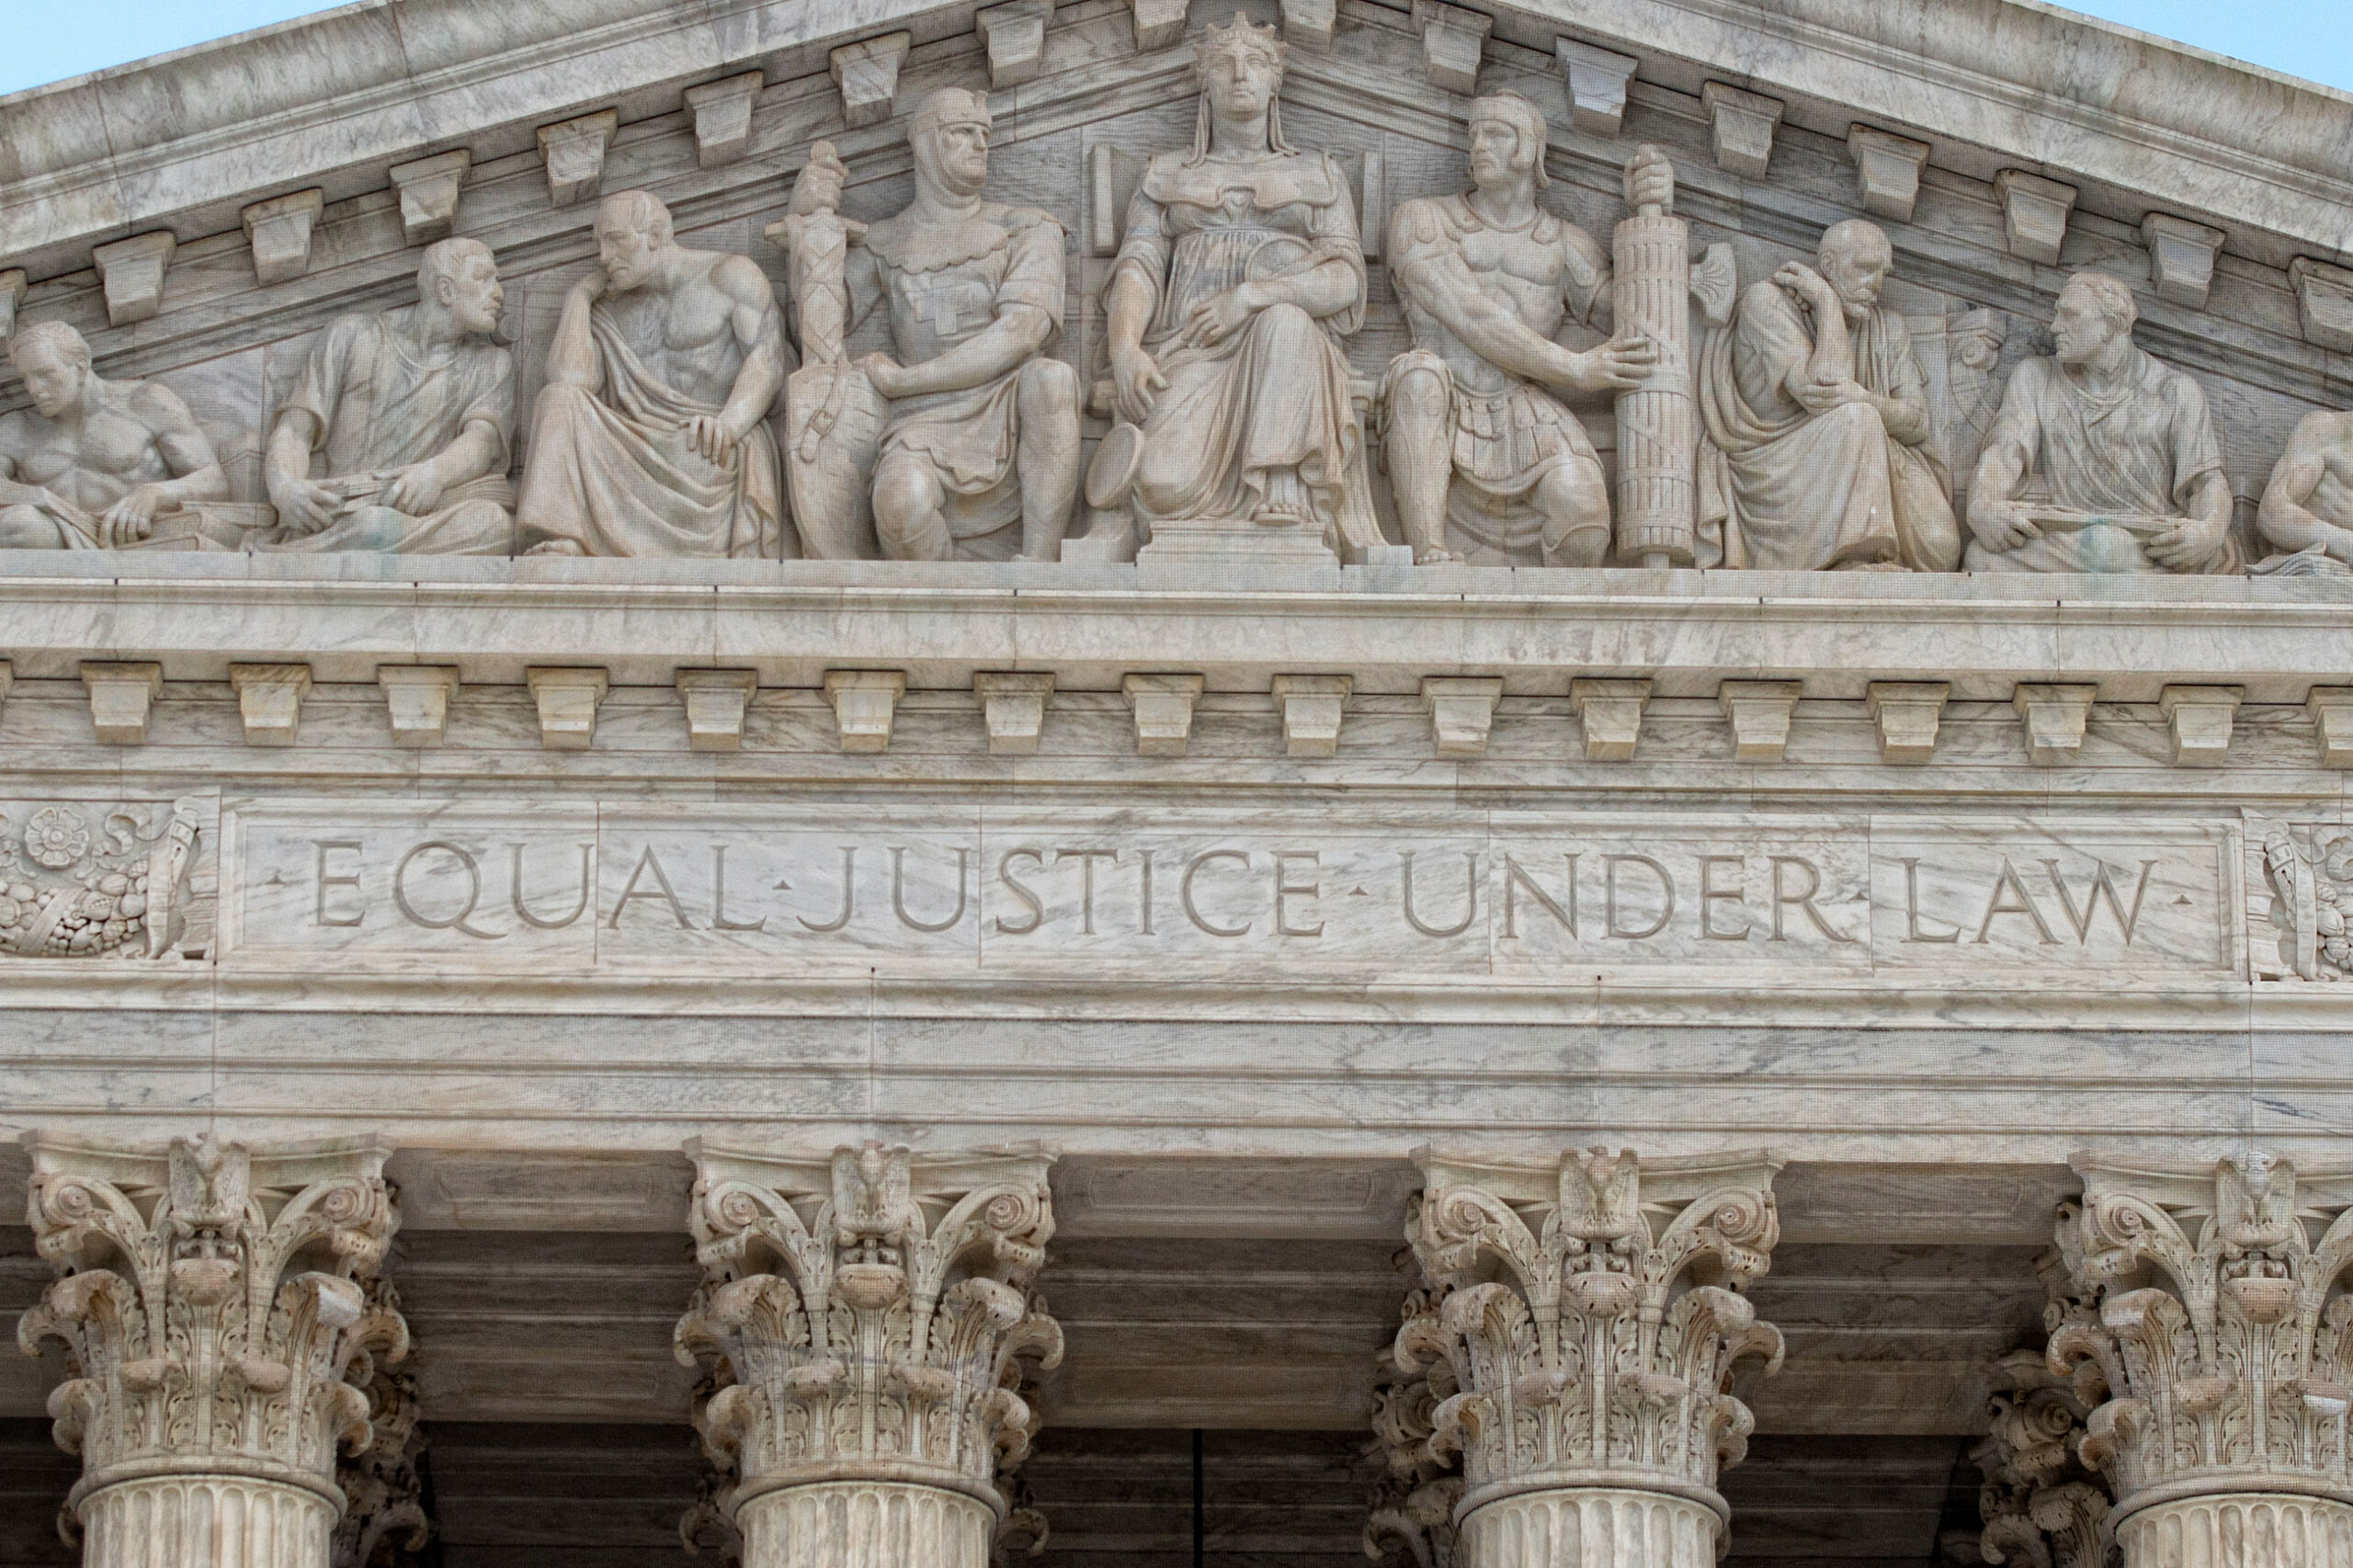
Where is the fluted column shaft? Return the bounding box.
[1394,1147,1786,1568]
[2052,1153,2353,1568]
[676,1141,1062,1568]
[16,1133,406,1568]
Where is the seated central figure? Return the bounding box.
[1100,11,1381,558]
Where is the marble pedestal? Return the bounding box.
[1133,514,1341,567]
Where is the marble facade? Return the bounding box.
[5,0,2353,1564]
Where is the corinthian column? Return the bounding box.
[1396,1147,1785,1568]
[2051,1153,2353,1568]
[675,1141,1062,1568]
[16,1133,406,1568]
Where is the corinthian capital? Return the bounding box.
[1976,1255,2111,1568]
[1397,1146,1784,1549]
[16,1132,405,1556]
[674,1141,1062,1564]
[2051,1151,2353,1529]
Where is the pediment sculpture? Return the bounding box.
[0,1,2342,581]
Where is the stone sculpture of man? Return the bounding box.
[0,321,228,550]
[1381,91,1658,567]
[1968,271,2237,574]
[256,237,516,554]
[785,89,1079,562]
[1697,219,1958,571]
[2254,410,2353,574]
[517,190,788,558]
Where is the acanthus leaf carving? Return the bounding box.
[17,1132,405,1551]
[675,1141,1061,1563]
[1398,1146,1784,1548]
[2049,1151,2353,1541]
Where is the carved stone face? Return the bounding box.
[1818,235,1892,320]
[2051,283,2121,365]
[1468,116,1525,191]
[916,118,991,199]
[12,342,85,419]
[443,253,506,337]
[1200,41,1279,120]
[595,219,665,292]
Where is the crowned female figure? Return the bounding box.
[1100,12,1381,559]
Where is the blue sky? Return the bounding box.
[0,0,2346,97]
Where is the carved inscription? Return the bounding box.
[217,802,2236,980]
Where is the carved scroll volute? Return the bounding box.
[676,1140,1062,1539]
[1398,1146,1785,1517]
[16,1132,404,1533]
[2050,1152,2353,1520]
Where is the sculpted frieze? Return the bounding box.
[775,89,1079,562]
[0,2,2345,579]
[515,190,788,559]
[256,240,516,556]
[1698,219,1959,571]
[0,796,203,960]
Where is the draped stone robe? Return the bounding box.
[1110,148,1382,555]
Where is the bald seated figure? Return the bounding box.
[257,237,517,554]
[1698,218,1957,571]
[0,321,227,550]
[518,189,789,558]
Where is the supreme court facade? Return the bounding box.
[5,0,2353,1564]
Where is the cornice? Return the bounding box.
[1,0,2349,285]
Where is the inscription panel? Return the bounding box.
[214,801,2241,983]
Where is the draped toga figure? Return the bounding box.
[1698,220,1959,571]
[256,238,517,554]
[1098,12,1381,558]
[1968,271,2237,575]
[518,190,789,558]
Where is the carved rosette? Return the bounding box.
[15,1133,406,1568]
[2049,1153,2353,1568]
[1977,1256,2113,1568]
[674,1142,1063,1568]
[0,797,203,959]
[1396,1148,1785,1568]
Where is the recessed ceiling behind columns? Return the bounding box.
[0,1151,2075,1439]
[0,1144,2081,1244]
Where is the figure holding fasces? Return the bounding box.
[1696,219,1958,571]
[1967,271,2237,574]
[256,237,517,554]
[517,190,788,558]
[1094,12,1382,562]
[1382,92,1660,566]
[773,90,1080,562]
[0,322,229,551]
